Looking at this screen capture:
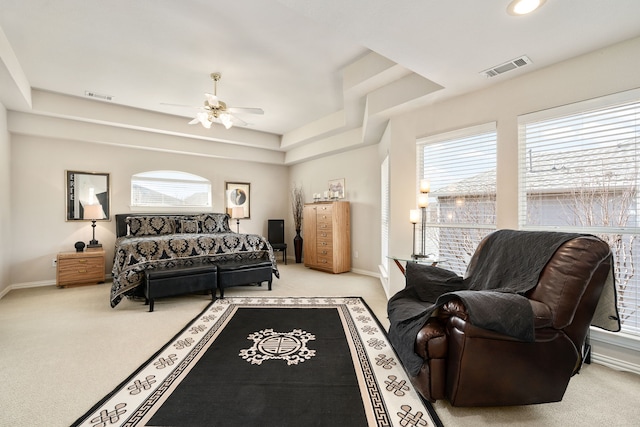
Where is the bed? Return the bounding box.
[110,212,279,308]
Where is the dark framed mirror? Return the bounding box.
[66,171,110,221]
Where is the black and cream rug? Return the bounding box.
[73,297,442,427]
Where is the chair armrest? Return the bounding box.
[415,318,447,359]
[439,297,552,328]
[530,299,554,328]
[438,297,469,321]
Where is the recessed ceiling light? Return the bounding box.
[507,0,546,16]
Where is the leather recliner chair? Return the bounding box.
[392,232,616,407]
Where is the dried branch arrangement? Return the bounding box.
[291,185,304,231]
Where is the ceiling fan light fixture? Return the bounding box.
[180,72,262,130]
[507,0,546,16]
[220,113,233,129]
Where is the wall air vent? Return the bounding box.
[84,91,114,101]
[481,55,532,78]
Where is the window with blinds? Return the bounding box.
[381,156,390,274]
[518,88,640,336]
[131,170,212,208]
[417,123,497,275]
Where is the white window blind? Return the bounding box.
[518,88,640,336]
[417,123,497,275]
[381,155,390,274]
[131,170,212,208]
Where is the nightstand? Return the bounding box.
[56,249,106,288]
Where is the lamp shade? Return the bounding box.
[231,206,244,219]
[409,209,420,224]
[420,179,431,193]
[418,194,429,208]
[83,204,103,220]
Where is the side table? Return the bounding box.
[387,255,442,276]
[57,249,106,288]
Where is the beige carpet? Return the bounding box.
[1,263,639,426]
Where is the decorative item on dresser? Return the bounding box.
[56,249,106,288]
[303,201,351,273]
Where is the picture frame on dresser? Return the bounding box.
[65,171,110,221]
[225,181,250,218]
[328,178,345,199]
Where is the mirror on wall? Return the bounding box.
[66,171,110,221]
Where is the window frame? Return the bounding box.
[130,170,212,210]
[517,88,640,338]
[416,122,497,275]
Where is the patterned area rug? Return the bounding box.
[72,297,442,427]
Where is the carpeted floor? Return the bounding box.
[1,263,639,426]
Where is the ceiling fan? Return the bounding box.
[166,73,264,130]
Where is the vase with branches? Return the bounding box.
[291,185,304,263]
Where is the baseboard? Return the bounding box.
[10,279,56,290]
[1,276,114,299]
[590,328,640,375]
[350,267,379,278]
[592,352,640,375]
[0,279,56,300]
[0,285,11,299]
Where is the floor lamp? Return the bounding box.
[415,179,430,258]
[410,209,420,258]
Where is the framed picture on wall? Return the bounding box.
[66,170,110,221]
[328,178,346,199]
[225,182,250,219]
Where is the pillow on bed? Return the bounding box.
[126,216,175,236]
[198,213,231,233]
[175,219,200,233]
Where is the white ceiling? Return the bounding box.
[2,0,640,137]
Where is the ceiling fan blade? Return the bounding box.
[229,114,248,127]
[227,107,264,115]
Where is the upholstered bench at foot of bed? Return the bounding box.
[144,265,217,312]
[217,260,273,298]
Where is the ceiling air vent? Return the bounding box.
[481,55,532,78]
[84,91,114,101]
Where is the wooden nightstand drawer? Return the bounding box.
[57,250,106,288]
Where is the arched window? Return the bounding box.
[131,170,211,208]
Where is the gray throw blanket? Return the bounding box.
[387,230,619,377]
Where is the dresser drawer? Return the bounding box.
[316,218,332,229]
[316,254,333,268]
[316,238,332,249]
[316,229,333,240]
[316,204,333,224]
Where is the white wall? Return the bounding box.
[289,144,380,275]
[0,104,10,296]
[9,134,288,286]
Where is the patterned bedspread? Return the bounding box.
[110,232,279,307]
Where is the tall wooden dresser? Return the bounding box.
[303,201,351,273]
